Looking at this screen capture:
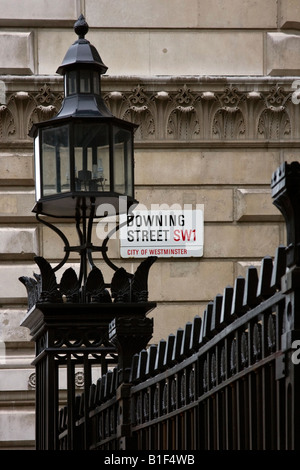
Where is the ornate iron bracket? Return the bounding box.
[20,198,157,309]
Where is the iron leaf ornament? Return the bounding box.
[131,256,157,302]
[86,267,111,303]
[34,256,63,303]
[111,256,157,302]
[19,255,157,308]
[111,267,131,303]
[60,267,80,303]
[19,275,39,310]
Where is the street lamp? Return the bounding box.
[30,14,137,219]
[19,16,157,450]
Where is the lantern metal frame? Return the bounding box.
[29,14,138,220]
[31,116,138,219]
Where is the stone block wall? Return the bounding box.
[0,0,299,449]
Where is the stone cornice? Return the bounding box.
[0,75,299,143]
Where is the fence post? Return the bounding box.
[272,161,300,270]
[272,161,300,449]
[109,315,153,449]
[19,252,157,450]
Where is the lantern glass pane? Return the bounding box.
[34,134,41,201]
[113,127,133,196]
[67,70,77,95]
[74,123,110,192]
[93,71,100,95]
[79,70,91,93]
[41,125,70,197]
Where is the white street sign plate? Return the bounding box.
[120,209,204,258]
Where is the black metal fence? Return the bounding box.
[62,241,300,450]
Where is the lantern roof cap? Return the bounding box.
[56,14,108,76]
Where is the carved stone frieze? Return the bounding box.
[75,371,84,389]
[0,76,299,143]
[0,83,62,141]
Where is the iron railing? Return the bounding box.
[67,242,300,450]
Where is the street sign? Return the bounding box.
[120,209,204,258]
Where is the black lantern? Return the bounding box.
[29,14,138,218]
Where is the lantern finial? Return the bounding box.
[74,14,89,39]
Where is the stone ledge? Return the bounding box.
[0,191,35,221]
[86,0,277,29]
[204,224,280,258]
[279,0,300,29]
[38,29,264,76]
[267,32,300,76]
[0,409,34,441]
[0,153,34,185]
[235,188,283,221]
[0,228,39,259]
[0,0,78,27]
[135,150,280,185]
[0,369,35,391]
[197,0,277,29]
[0,263,37,303]
[0,440,35,450]
[0,32,34,75]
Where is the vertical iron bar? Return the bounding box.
[56,146,61,193]
[256,370,263,449]
[35,213,71,272]
[82,201,87,285]
[219,390,225,449]
[286,382,292,449]
[212,396,217,449]
[262,365,267,449]
[124,138,128,194]
[67,356,75,450]
[35,362,43,449]
[225,386,230,449]
[83,353,92,449]
[75,208,84,288]
[87,197,96,269]
[242,377,250,449]
[236,381,241,450]
[207,398,211,449]
[83,146,87,172]
[264,362,276,449]
[46,354,58,450]
[231,383,237,450]
[249,373,255,449]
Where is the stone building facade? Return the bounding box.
[0,0,300,450]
